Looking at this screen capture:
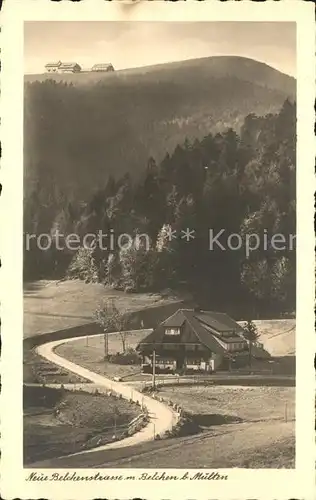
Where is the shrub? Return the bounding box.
[109,349,141,366]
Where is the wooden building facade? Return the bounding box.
[137,309,251,373]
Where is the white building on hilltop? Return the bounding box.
[91,63,115,72]
[44,61,62,73]
[59,62,81,73]
[44,61,81,74]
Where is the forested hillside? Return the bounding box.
[24,56,295,222]
[24,99,296,317]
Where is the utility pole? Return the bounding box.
[248,340,252,371]
[152,349,156,390]
[104,331,108,359]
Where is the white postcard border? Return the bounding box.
[1,1,315,499]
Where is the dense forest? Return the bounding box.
[24,98,296,317]
[24,57,295,209]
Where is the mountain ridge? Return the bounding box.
[24,55,296,207]
[25,55,296,95]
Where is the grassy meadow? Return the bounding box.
[24,385,141,465]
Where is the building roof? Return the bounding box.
[137,309,248,355]
[59,62,81,69]
[91,63,113,69]
[45,61,62,67]
[195,311,245,335]
[138,309,272,359]
[181,310,227,354]
[162,310,186,328]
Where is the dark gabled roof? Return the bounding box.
[137,309,229,355]
[139,318,198,346]
[182,310,226,354]
[195,311,245,334]
[161,310,186,328]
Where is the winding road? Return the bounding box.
[35,336,178,456]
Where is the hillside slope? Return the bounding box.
[24,56,295,205]
[25,55,295,95]
[254,320,295,356]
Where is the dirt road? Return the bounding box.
[36,336,178,456]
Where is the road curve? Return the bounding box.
[36,336,178,456]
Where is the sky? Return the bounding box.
[24,21,296,77]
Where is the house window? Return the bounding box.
[165,328,180,335]
[187,359,201,366]
[158,359,174,365]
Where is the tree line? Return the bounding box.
[24,99,296,317]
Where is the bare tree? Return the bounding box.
[94,298,128,358]
[118,328,129,354]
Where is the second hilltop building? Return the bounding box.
[91,63,114,72]
[44,61,115,74]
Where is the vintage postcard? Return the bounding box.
[1,0,315,498]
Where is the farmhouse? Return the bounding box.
[59,62,82,73]
[91,63,115,72]
[45,61,62,73]
[137,309,253,373]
